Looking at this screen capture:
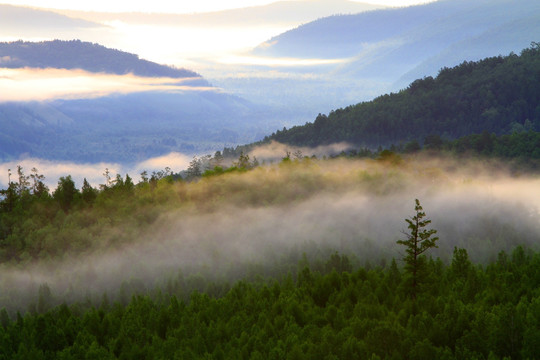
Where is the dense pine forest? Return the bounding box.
[1,154,540,358]
[266,43,540,148]
[1,246,539,359]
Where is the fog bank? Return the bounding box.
[1,156,539,311]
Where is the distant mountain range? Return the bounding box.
[254,0,540,66]
[221,0,540,114]
[265,44,540,148]
[0,40,202,80]
[0,41,278,163]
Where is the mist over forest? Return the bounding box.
[1,154,539,309]
[1,151,540,358]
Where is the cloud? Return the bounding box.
[0,152,192,189]
[133,152,192,175]
[248,140,353,161]
[0,68,216,102]
[0,158,121,190]
[258,39,278,49]
[216,55,348,67]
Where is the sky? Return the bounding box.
[0,0,437,66]
[3,0,435,13]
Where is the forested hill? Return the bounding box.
[0,40,201,79]
[266,43,540,148]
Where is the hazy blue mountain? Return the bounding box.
[0,90,280,163]
[253,5,431,59]
[254,0,539,60]
[209,0,540,122]
[0,40,202,80]
[395,13,540,87]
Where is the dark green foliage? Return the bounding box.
[53,176,79,212]
[322,127,540,169]
[397,199,439,299]
[0,248,539,359]
[0,159,539,357]
[444,130,540,164]
[81,178,98,205]
[266,43,540,148]
[0,165,189,263]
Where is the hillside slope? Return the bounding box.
[254,0,540,62]
[0,40,201,79]
[265,44,540,148]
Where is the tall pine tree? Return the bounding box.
[397,199,439,299]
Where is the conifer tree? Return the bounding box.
[397,199,439,299]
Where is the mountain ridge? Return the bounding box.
[263,43,540,148]
[0,40,203,80]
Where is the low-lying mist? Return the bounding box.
[1,154,539,312]
[0,152,192,190]
[0,68,213,102]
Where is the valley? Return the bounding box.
[0,1,539,358]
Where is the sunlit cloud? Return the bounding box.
[0,68,215,102]
[134,153,191,175]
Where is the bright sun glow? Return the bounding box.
[2,0,276,13]
[3,0,435,13]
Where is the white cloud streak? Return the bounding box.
[0,68,215,102]
[0,152,192,189]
